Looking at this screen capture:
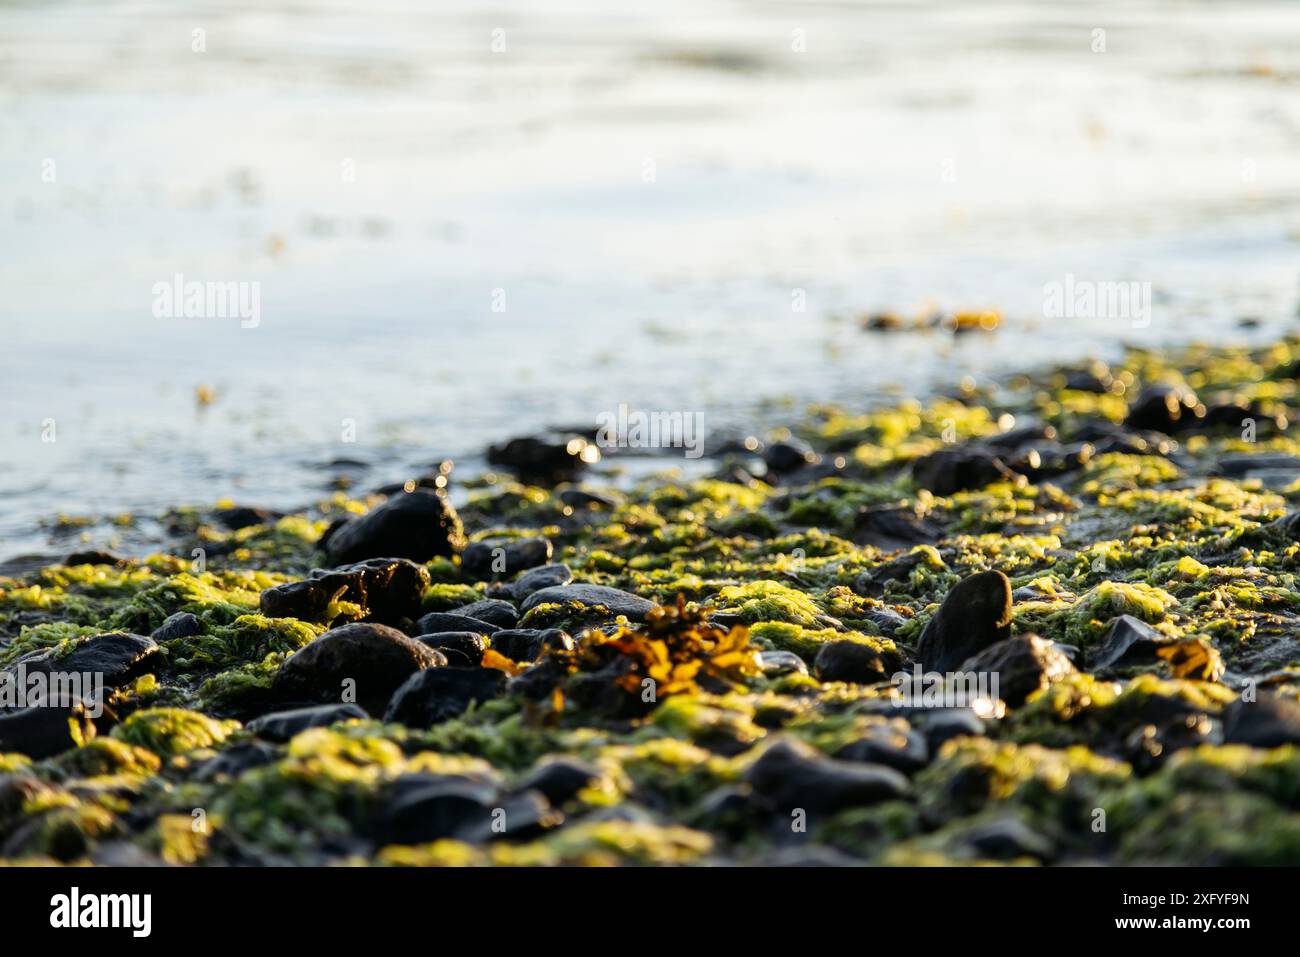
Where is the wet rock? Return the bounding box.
[416,611,500,637]
[835,721,929,774]
[194,741,280,781]
[558,488,619,510]
[378,779,556,845]
[246,703,369,742]
[984,422,1057,449]
[260,578,349,623]
[415,632,488,667]
[0,697,94,758]
[763,438,818,474]
[1124,384,1198,433]
[487,435,595,483]
[495,563,574,602]
[64,550,127,567]
[1222,695,1300,748]
[915,570,1013,673]
[814,641,888,684]
[743,737,911,812]
[911,446,1016,496]
[1089,615,1170,672]
[520,584,656,621]
[150,612,203,642]
[515,756,605,806]
[314,558,431,625]
[489,628,574,662]
[448,599,519,629]
[852,504,943,550]
[1063,367,1112,393]
[11,632,159,689]
[959,634,1075,707]
[853,549,946,599]
[1124,713,1219,772]
[384,667,508,728]
[273,623,445,714]
[861,606,908,636]
[912,708,986,750]
[323,490,462,565]
[758,650,808,677]
[1215,453,1300,478]
[460,537,553,581]
[964,818,1055,862]
[213,506,282,530]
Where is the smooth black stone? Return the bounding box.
[964,818,1055,862]
[449,599,520,629]
[959,634,1075,707]
[150,612,203,642]
[64,550,126,567]
[416,632,489,667]
[0,697,92,759]
[852,504,943,550]
[1124,384,1199,433]
[515,756,605,806]
[384,667,508,728]
[246,703,369,742]
[489,628,573,662]
[758,650,808,677]
[743,737,911,812]
[194,741,280,782]
[213,506,282,530]
[814,640,887,684]
[496,563,574,602]
[835,721,930,774]
[1222,695,1300,748]
[273,622,445,714]
[558,488,619,509]
[378,780,554,845]
[912,708,986,750]
[519,584,656,621]
[487,435,591,483]
[763,438,818,474]
[460,538,553,581]
[323,490,462,565]
[11,632,159,689]
[1089,614,1170,672]
[911,446,1015,496]
[416,612,500,637]
[915,570,1013,673]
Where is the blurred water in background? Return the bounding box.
[1,0,1299,558]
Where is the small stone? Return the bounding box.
[964,818,1055,862]
[496,563,574,602]
[150,612,203,642]
[911,446,1015,496]
[416,632,488,667]
[1089,614,1170,672]
[487,435,595,483]
[758,650,808,677]
[959,634,1075,707]
[449,599,519,629]
[378,779,556,845]
[313,558,431,625]
[323,490,462,565]
[1125,384,1199,433]
[915,570,1013,673]
[246,703,369,742]
[416,611,500,637]
[835,720,930,774]
[260,578,348,623]
[490,628,574,662]
[273,623,445,714]
[743,737,911,812]
[520,584,656,621]
[0,696,93,759]
[1222,695,1300,748]
[460,538,553,581]
[763,438,818,474]
[814,640,887,684]
[515,756,606,806]
[384,667,508,728]
[11,632,159,689]
[912,708,986,750]
[213,506,281,530]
